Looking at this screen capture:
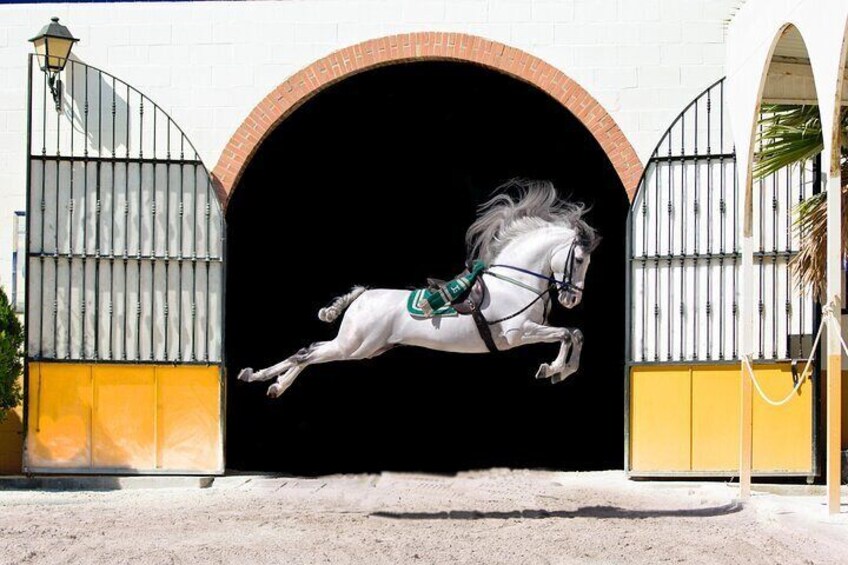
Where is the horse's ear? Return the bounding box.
[588,235,602,252]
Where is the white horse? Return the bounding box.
[238,180,598,398]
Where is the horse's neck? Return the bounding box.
[491,228,571,284]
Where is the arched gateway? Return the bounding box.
[24,35,641,474]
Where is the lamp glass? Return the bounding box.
[47,37,74,72]
[32,36,48,71]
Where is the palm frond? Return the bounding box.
[788,160,848,300]
[754,105,823,180]
[754,105,848,301]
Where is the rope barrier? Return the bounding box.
[741,299,843,407]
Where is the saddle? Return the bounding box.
[406,260,487,318]
[426,276,485,316]
[406,260,499,353]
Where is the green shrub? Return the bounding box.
[0,287,23,421]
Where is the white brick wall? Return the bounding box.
[0,0,737,292]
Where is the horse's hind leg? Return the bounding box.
[238,342,328,383]
[265,333,391,398]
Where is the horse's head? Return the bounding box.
[550,237,592,309]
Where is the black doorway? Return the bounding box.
[226,61,629,475]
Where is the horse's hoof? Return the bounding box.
[535,364,551,379]
[551,370,574,384]
[571,328,584,345]
[267,383,282,398]
[238,368,254,382]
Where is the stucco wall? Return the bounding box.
[0,0,736,291]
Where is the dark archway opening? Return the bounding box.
[226,61,629,474]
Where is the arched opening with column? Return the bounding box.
[217,34,641,474]
[727,0,848,513]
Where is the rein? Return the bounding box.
[481,240,584,325]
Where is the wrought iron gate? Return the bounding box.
[23,55,225,473]
[625,78,820,478]
[26,56,224,364]
[627,78,817,365]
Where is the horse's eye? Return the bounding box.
[575,257,584,265]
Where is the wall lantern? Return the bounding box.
[29,17,79,112]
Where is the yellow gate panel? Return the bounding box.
[843,371,848,450]
[92,365,156,469]
[691,368,740,471]
[156,366,222,472]
[752,365,813,472]
[630,366,691,471]
[26,363,92,468]
[0,377,23,474]
[24,362,222,473]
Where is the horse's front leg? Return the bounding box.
[503,321,582,382]
[550,328,583,384]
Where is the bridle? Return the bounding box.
[483,239,586,324]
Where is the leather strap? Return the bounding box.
[470,304,499,353]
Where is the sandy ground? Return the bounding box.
[1,470,846,564]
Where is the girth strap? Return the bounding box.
[470,304,499,353]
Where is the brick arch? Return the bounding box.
[212,33,643,207]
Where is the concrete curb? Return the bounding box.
[0,475,214,491]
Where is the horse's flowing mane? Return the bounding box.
[465,179,599,263]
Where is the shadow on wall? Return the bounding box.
[63,56,130,156]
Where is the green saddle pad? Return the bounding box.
[407,260,486,319]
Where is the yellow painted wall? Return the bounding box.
[0,377,23,475]
[26,362,222,473]
[630,364,814,474]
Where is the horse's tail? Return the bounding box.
[318,286,367,323]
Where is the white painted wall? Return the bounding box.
[0,0,737,292]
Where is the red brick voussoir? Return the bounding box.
[212,32,643,208]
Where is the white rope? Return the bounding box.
[741,298,848,407]
[741,305,829,407]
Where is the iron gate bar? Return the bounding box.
[164,117,170,361]
[648,152,736,163]
[67,67,74,359]
[693,93,700,360]
[38,68,46,360]
[732,144,738,359]
[177,136,184,362]
[667,131,673,361]
[151,108,156,360]
[28,252,219,262]
[652,141,671,361]
[137,96,143,362]
[53,69,60,359]
[192,161,198,361]
[772,166,777,357]
[33,155,202,166]
[108,75,115,361]
[81,64,87,359]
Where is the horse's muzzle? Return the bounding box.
[559,289,582,309]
